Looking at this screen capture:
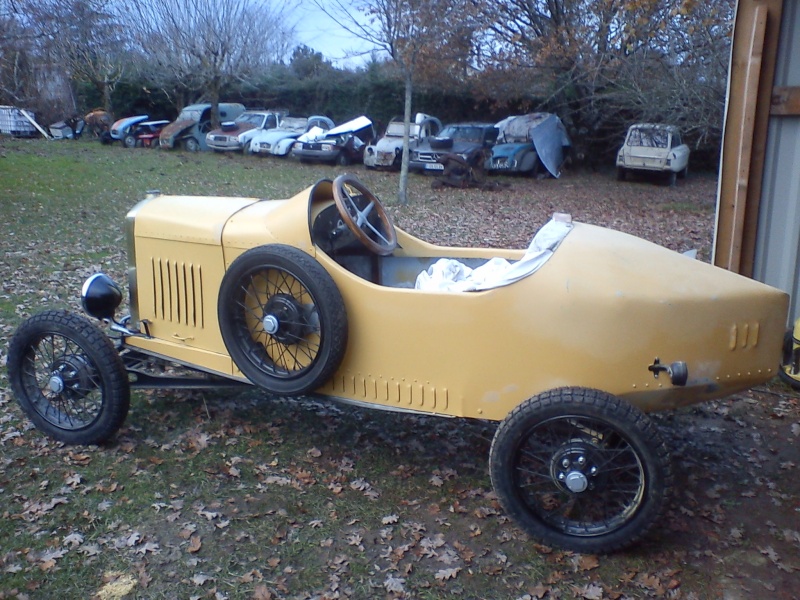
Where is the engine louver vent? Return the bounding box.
[150,258,205,327]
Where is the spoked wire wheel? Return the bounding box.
[490,388,672,553]
[218,245,347,395]
[7,310,130,444]
[243,268,320,373]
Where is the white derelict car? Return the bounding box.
[291,115,375,165]
[205,110,285,152]
[363,113,442,169]
[616,123,690,185]
[248,116,334,157]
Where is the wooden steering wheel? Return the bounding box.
[332,174,398,256]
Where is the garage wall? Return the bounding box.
[753,0,800,321]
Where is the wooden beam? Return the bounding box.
[19,108,51,139]
[771,86,800,115]
[714,0,785,276]
[715,4,768,273]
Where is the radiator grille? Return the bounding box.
[150,258,205,327]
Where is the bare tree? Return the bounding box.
[0,0,124,119]
[21,0,126,113]
[0,6,34,106]
[315,0,478,204]
[475,0,734,161]
[125,0,294,125]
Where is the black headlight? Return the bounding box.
[81,273,122,321]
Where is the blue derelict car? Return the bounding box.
[487,113,571,177]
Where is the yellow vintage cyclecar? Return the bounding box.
[8,174,789,553]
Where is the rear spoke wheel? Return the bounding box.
[490,387,671,553]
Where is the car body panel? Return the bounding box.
[410,122,499,172]
[616,123,690,175]
[123,181,789,422]
[159,119,195,148]
[248,116,334,156]
[488,113,571,177]
[530,115,571,176]
[205,110,286,151]
[110,115,149,141]
[130,120,169,147]
[292,116,375,164]
[363,114,442,169]
[159,103,246,150]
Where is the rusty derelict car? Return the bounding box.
[7,175,789,553]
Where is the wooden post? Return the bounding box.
[19,109,52,140]
[714,0,785,275]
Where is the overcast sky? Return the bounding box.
[291,3,380,68]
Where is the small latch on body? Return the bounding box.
[648,358,688,386]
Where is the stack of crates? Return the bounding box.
[0,106,37,137]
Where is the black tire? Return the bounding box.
[779,330,800,390]
[678,165,689,179]
[218,245,348,395]
[7,310,130,445]
[184,137,201,152]
[123,134,137,149]
[529,156,542,178]
[336,152,351,167]
[616,167,626,181]
[489,387,672,553]
[667,170,677,186]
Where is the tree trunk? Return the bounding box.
[209,77,221,129]
[102,79,112,114]
[398,70,413,206]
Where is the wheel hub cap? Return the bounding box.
[564,471,589,493]
[48,375,64,394]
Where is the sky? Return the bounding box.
[291,3,380,68]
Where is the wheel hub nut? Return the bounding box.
[263,314,279,334]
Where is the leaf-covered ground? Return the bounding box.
[0,138,798,600]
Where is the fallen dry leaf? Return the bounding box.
[191,573,214,586]
[575,554,600,572]
[435,567,461,581]
[252,584,273,599]
[384,575,406,593]
[187,535,202,554]
[573,582,604,600]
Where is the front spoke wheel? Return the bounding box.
[8,310,130,444]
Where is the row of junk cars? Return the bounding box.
[1,103,691,184]
[103,103,577,180]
